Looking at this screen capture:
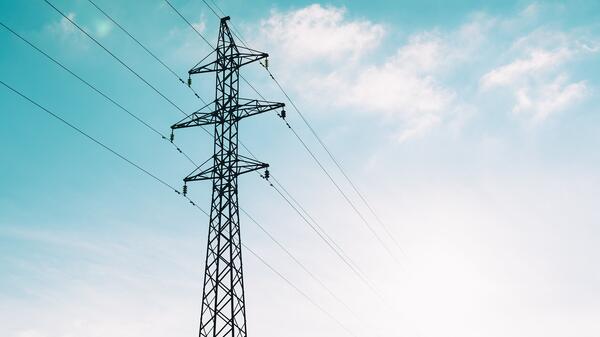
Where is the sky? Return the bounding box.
[0,0,599,337]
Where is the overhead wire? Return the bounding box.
[1,18,373,323]
[201,0,403,255]
[264,174,382,299]
[267,70,406,252]
[0,79,180,195]
[85,0,207,104]
[282,117,402,266]
[203,0,250,46]
[0,79,359,337]
[242,243,359,337]
[240,208,361,319]
[0,20,198,167]
[42,0,191,118]
[193,0,404,266]
[161,0,393,299]
[8,3,410,333]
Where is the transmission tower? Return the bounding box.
[171,17,284,337]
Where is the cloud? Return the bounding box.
[46,12,79,41]
[258,5,481,142]
[339,33,455,116]
[192,19,206,34]
[253,3,599,141]
[513,75,587,122]
[44,11,114,48]
[480,29,597,121]
[260,4,385,63]
[480,48,571,89]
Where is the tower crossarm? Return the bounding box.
[171,98,284,129]
[184,155,269,182]
[236,98,285,121]
[189,50,268,74]
[171,109,216,129]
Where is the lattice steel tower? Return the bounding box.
[170,16,284,337]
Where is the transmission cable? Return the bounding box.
[189,0,403,265]
[43,0,187,117]
[2,20,381,314]
[2,20,376,321]
[0,79,359,337]
[240,208,361,319]
[264,174,382,298]
[162,1,394,297]
[199,0,403,254]
[242,243,359,337]
[268,70,406,256]
[43,0,217,146]
[0,21,198,167]
[202,0,250,47]
[282,117,402,266]
[85,0,207,104]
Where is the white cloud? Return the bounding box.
[192,20,206,34]
[480,29,596,122]
[520,2,540,18]
[257,6,482,142]
[480,48,571,89]
[46,12,79,41]
[339,33,455,116]
[254,4,598,140]
[513,75,587,122]
[260,4,385,63]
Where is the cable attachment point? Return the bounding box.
[265,57,269,69]
[277,109,286,120]
[187,76,192,87]
[263,168,270,181]
[183,183,188,196]
[170,129,175,142]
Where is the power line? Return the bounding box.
[163,0,213,47]
[269,174,366,278]
[202,3,403,255]
[265,174,381,298]
[242,243,359,337]
[267,69,406,255]
[1,21,369,320]
[42,0,187,117]
[2,20,371,313]
[85,0,207,104]
[282,117,402,266]
[0,79,179,194]
[2,19,379,317]
[163,1,395,297]
[191,0,403,265]
[0,20,198,167]
[203,0,250,47]
[10,6,409,334]
[0,78,359,337]
[240,208,361,319]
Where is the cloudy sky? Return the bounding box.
[1,1,599,337]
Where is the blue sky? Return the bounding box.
[1,1,599,337]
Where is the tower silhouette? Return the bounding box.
[171,16,284,337]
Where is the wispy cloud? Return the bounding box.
[480,29,597,122]
[260,4,385,63]
[257,5,480,142]
[45,11,80,41]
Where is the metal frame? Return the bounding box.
[171,16,284,337]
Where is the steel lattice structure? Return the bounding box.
[171,16,284,337]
